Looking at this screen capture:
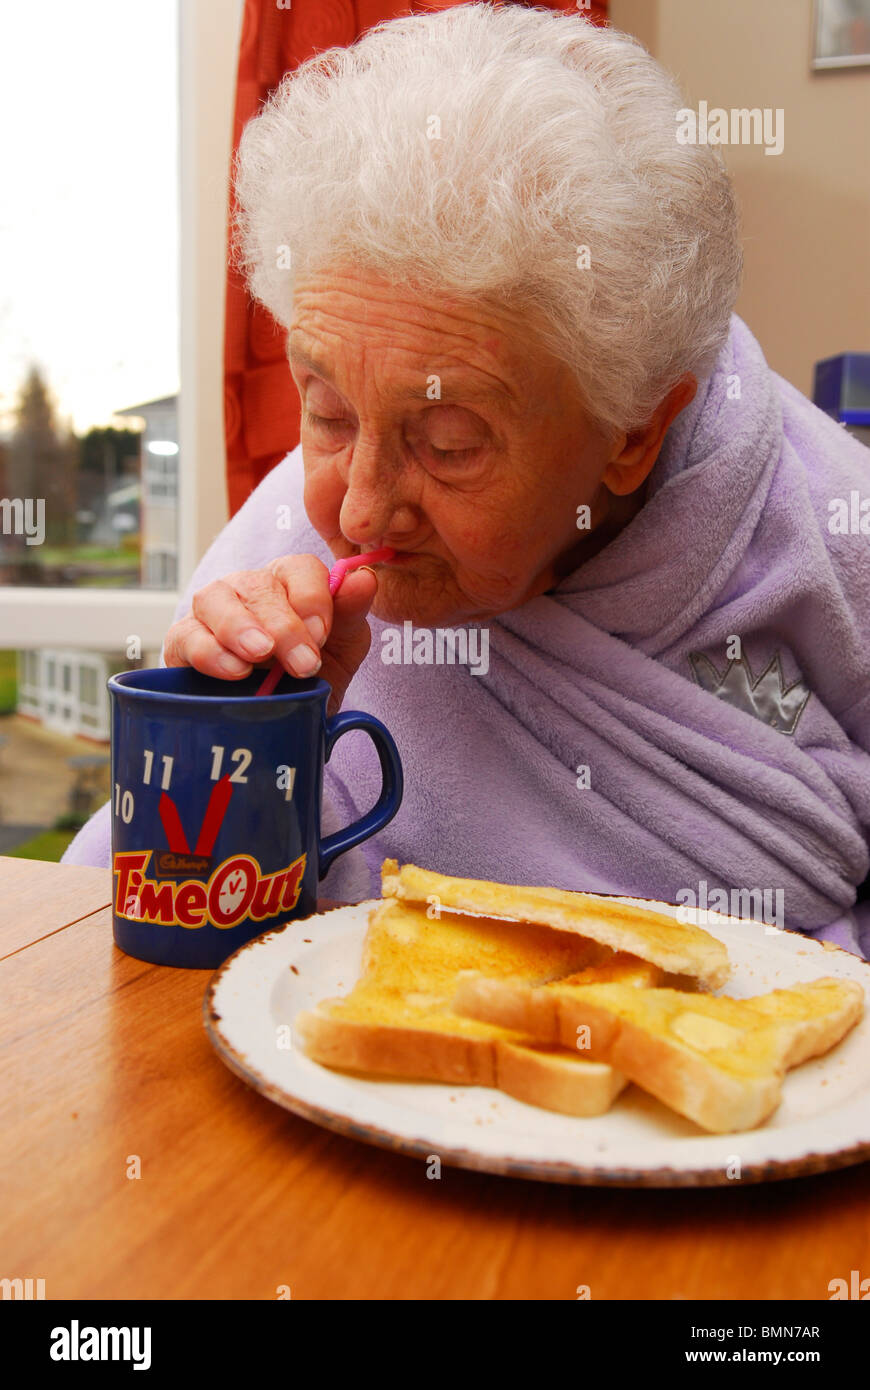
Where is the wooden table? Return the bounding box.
[2,855,869,1301]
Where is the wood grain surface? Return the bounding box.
[1,857,869,1300]
[0,856,111,960]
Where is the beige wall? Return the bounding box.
[611,0,870,400]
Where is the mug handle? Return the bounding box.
[318,710,404,879]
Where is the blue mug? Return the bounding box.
[108,666,403,968]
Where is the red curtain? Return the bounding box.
[224,0,608,517]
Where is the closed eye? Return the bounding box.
[305,408,482,466]
[304,410,348,433]
[427,443,480,462]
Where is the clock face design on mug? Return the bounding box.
[112,738,304,931]
[115,741,299,852]
[215,865,249,919]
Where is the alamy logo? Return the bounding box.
[828,491,870,534]
[676,879,784,930]
[0,1276,45,1299]
[689,650,810,735]
[0,497,45,545]
[676,102,784,155]
[829,1270,870,1299]
[50,1320,151,1370]
[380,621,489,676]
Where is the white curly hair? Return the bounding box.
[231,2,742,435]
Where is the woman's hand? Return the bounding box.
[163,555,379,714]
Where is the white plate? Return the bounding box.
[203,898,870,1186]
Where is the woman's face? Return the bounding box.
[289,266,625,626]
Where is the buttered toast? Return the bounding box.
[381,860,730,991]
[294,897,645,1115]
[295,861,863,1135]
[454,974,864,1132]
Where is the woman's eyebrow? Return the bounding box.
[288,345,514,407]
[288,345,339,383]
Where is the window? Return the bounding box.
[79,665,98,707]
[0,2,181,595]
[1,0,241,844]
[0,0,238,662]
[144,452,180,502]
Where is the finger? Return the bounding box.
[321,634,373,717]
[265,554,333,647]
[194,572,323,679]
[330,564,379,620]
[321,568,378,715]
[189,579,275,660]
[164,614,253,678]
[325,566,378,665]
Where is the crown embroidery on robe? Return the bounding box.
[688,650,811,736]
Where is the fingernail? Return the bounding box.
[238,628,273,658]
[303,615,326,647]
[218,651,249,673]
[288,644,321,676]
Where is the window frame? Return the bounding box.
[0,0,240,662]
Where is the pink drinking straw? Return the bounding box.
[327,546,395,595]
[254,547,395,695]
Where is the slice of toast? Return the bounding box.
[453,974,864,1133]
[358,891,664,993]
[381,860,730,991]
[293,898,637,1116]
[295,1007,628,1116]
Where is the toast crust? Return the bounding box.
[381,860,730,990]
[294,1004,629,1115]
[454,975,865,1133]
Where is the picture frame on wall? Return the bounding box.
[812,0,870,68]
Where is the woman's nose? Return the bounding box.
[338,441,406,545]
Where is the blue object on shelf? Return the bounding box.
[813,353,870,426]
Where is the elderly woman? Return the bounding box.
[63,5,870,956]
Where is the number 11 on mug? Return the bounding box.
[142,748,174,788]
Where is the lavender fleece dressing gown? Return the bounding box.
[62,315,870,958]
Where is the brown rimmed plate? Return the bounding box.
[203,899,870,1187]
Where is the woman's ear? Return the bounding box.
[602,375,697,497]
